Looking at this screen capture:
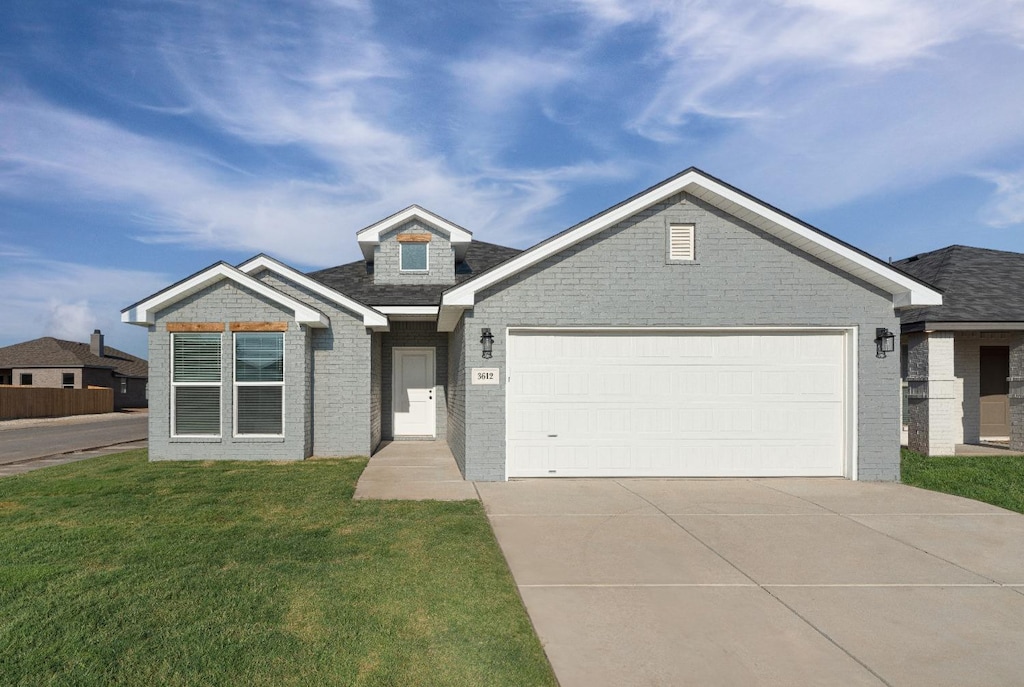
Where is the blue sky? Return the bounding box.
[2,0,1023,358]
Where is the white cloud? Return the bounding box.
[450,52,576,112]
[0,254,169,357]
[978,168,1024,228]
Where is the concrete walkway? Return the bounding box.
[478,478,1024,687]
[955,442,1021,456]
[353,440,478,501]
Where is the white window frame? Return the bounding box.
[400,242,429,272]
[171,332,222,438]
[233,332,285,438]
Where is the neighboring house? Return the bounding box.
[122,168,940,481]
[894,245,1024,455]
[0,330,148,409]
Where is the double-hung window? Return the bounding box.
[234,333,284,436]
[172,333,222,436]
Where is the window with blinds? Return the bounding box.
[669,223,695,261]
[172,333,222,436]
[234,332,284,436]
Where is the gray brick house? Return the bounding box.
[123,168,941,480]
[894,245,1024,455]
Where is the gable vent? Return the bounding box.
[669,223,695,261]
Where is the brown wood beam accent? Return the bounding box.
[166,322,225,333]
[396,233,432,243]
[230,321,289,332]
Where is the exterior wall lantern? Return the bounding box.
[875,327,896,359]
[480,328,494,359]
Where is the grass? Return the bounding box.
[0,451,556,687]
[901,447,1024,514]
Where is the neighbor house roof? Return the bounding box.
[894,245,1024,331]
[308,240,522,306]
[0,337,148,378]
[438,167,943,331]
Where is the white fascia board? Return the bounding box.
[356,206,473,262]
[689,177,943,308]
[443,169,943,310]
[437,305,467,332]
[237,255,389,329]
[373,306,440,315]
[122,263,329,328]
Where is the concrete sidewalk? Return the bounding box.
[353,440,478,501]
[0,439,148,477]
[478,478,1024,687]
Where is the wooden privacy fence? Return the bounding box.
[0,386,114,420]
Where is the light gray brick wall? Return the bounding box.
[447,317,467,472]
[458,192,901,481]
[1009,334,1024,452]
[371,332,382,452]
[381,321,448,440]
[253,271,373,457]
[907,331,957,456]
[149,280,310,461]
[373,221,455,285]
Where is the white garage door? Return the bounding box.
[506,330,849,478]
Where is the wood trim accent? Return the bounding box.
[166,322,225,333]
[229,321,289,332]
[396,233,432,243]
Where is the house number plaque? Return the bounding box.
[471,368,500,385]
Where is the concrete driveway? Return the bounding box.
[477,478,1024,687]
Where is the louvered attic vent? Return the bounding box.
[669,223,695,261]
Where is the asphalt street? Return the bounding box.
[0,413,148,465]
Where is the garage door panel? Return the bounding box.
[507,330,848,478]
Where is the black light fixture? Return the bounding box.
[480,328,494,359]
[875,327,895,359]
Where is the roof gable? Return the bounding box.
[122,262,329,328]
[237,254,388,330]
[356,205,473,263]
[438,167,942,330]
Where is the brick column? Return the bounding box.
[907,331,958,456]
[1010,335,1024,453]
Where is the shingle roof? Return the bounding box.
[307,240,523,306]
[894,245,1024,325]
[0,337,148,378]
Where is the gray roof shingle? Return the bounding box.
[894,245,1024,326]
[307,240,523,306]
[0,337,148,378]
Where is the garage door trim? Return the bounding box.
[504,326,858,480]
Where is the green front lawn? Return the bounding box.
[0,451,556,686]
[901,448,1024,514]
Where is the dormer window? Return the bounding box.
[400,242,428,271]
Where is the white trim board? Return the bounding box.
[439,168,942,330]
[122,263,329,329]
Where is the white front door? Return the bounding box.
[393,348,436,437]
